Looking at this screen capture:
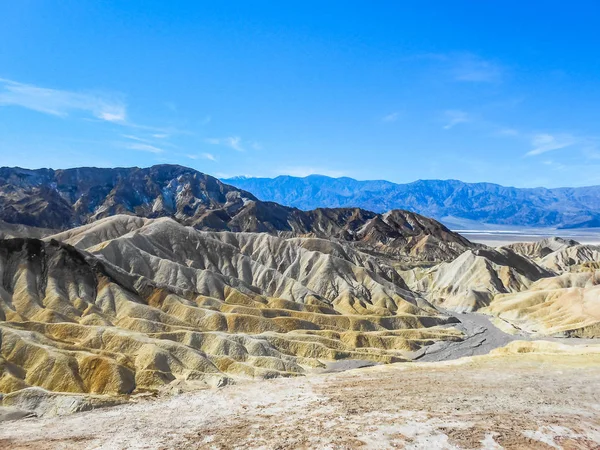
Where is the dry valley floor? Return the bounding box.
[1,340,600,450]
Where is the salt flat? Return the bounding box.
[457,228,600,247]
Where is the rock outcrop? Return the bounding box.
[503,237,580,260]
[0,217,463,410]
[484,271,600,337]
[402,247,553,312]
[0,220,54,240]
[539,244,600,273]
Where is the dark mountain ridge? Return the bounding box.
[224,175,600,228]
[0,165,473,262]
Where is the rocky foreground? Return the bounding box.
[1,340,600,449]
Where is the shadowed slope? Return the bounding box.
[404,235,600,334]
[0,220,54,240]
[402,247,554,312]
[503,237,580,260]
[76,217,440,316]
[539,244,600,272]
[0,165,474,264]
[485,271,600,336]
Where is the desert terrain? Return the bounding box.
[3,0,600,447]
[1,166,600,449]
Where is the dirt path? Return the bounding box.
[414,311,599,363]
[413,311,520,362]
[2,348,600,450]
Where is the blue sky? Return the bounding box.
[1,1,600,188]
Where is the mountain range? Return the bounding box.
[224,175,600,229]
[0,165,472,263]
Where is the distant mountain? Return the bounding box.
[223,175,600,229]
[0,165,473,262]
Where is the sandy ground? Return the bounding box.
[1,348,600,450]
[411,312,518,362]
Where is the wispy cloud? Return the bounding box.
[583,145,600,160]
[122,134,153,143]
[206,136,245,151]
[122,133,179,152]
[382,112,400,123]
[124,142,164,154]
[526,133,578,156]
[542,160,567,170]
[450,53,503,83]
[495,127,520,137]
[443,110,470,129]
[187,152,216,161]
[491,126,599,160]
[0,78,126,122]
[119,121,186,136]
[411,52,504,83]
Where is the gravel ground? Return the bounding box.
[411,311,519,362]
[1,347,600,450]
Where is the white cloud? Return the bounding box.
[526,133,578,156]
[0,78,126,122]
[122,134,180,152]
[122,134,152,143]
[382,112,400,123]
[443,110,470,129]
[206,136,244,151]
[125,142,163,154]
[152,133,169,139]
